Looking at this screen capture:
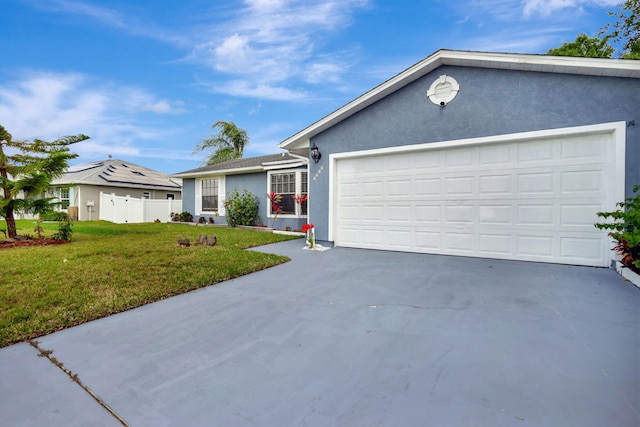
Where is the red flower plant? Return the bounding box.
[292,194,308,204]
[267,192,283,226]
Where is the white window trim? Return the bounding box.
[195,176,226,216]
[267,169,308,219]
[51,186,71,211]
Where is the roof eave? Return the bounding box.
[171,165,265,179]
[278,49,640,150]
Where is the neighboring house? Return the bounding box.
[172,153,308,230]
[50,159,182,221]
[278,49,640,267]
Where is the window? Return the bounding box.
[196,176,224,215]
[300,171,308,215]
[271,172,296,214]
[268,170,308,217]
[202,179,219,212]
[58,187,70,209]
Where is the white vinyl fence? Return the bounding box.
[100,192,182,224]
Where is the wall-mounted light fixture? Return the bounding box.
[310,142,321,163]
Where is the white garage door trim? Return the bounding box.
[328,121,626,266]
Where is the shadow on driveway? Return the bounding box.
[1,239,639,426]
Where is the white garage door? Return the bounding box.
[334,131,618,266]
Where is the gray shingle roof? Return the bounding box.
[53,159,181,190]
[173,153,301,176]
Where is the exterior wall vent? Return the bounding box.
[427,75,460,106]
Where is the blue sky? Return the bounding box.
[1,0,622,174]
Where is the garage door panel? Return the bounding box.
[478,205,512,224]
[414,151,441,170]
[560,170,603,193]
[517,204,554,225]
[360,156,385,173]
[387,154,412,171]
[561,134,605,160]
[415,205,441,222]
[445,176,474,194]
[334,131,614,266]
[517,172,554,193]
[340,182,360,198]
[337,204,359,221]
[444,205,474,223]
[415,178,442,196]
[560,204,602,227]
[560,237,602,261]
[516,235,555,257]
[444,232,475,252]
[479,144,512,165]
[387,205,412,223]
[518,140,555,162]
[415,231,441,249]
[479,174,512,194]
[363,181,384,197]
[362,229,385,246]
[361,205,384,222]
[387,179,412,196]
[479,234,512,255]
[387,229,413,249]
[445,147,474,167]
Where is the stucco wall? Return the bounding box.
[309,65,640,241]
[181,178,196,218]
[186,169,307,230]
[70,185,181,221]
[226,173,266,226]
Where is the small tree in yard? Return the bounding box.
[0,125,89,239]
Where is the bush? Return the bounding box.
[595,184,640,273]
[171,211,193,222]
[224,188,259,227]
[52,219,73,241]
[41,211,69,221]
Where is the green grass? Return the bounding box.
[0,220,300,348]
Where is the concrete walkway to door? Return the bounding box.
[1,239,639,426]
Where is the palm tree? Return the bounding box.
[194,121,249,165]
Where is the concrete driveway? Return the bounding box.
[1,239,638,426]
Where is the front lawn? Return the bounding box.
[0,220,300,348]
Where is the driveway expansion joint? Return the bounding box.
[27,340,130,427]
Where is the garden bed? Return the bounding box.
[615,261,640,289]
[0,237,71,250]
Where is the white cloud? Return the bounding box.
[305,61,345,84]
[190,0,370,100]
[0,71,186,160]
[28,0,188,46]
[212,80,307,101]
[523,0,619,17]
[120,89,188,114]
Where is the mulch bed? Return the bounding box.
[0,238,71,250]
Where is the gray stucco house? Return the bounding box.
[50,159,182,221]
[276,49,640,267]
[172,153,309,230]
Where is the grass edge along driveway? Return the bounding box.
[0,221,300,348]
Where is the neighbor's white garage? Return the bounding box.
[332,125,624,267]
